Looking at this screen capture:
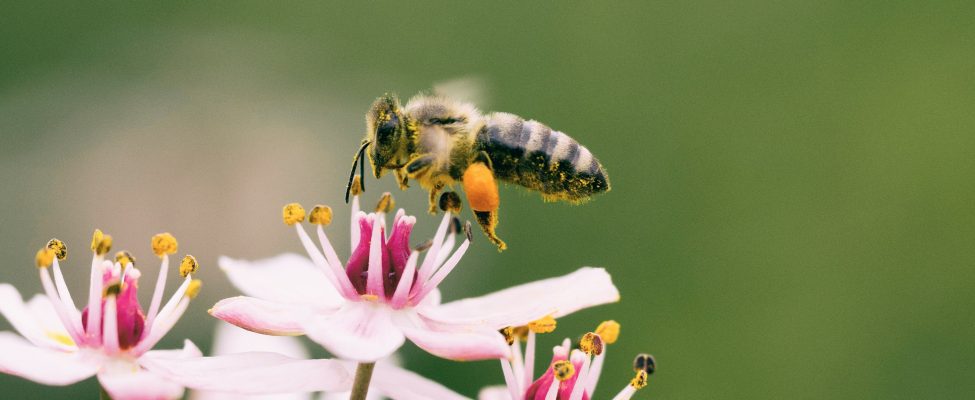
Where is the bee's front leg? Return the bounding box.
[393,169,410,190]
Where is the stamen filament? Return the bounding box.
[414,237,470,302]
[433,229,456,270]
[38,268,82,343]
[569,354,592,400]
[500,359,522,400]
[611,385,637,400]
[350,199,361,253]
[136,296,189,355]
[86,256,105,341]
[544,378,560,400]
[143,255,170,340]
[294,224,347,296]
[315,225,358,298]
[587,350,607,395]
[102,295,120,354]
[390,251,419,308]
[524,330,537,392]
[413,211,453,296]
[366,215,384,296]
[511,337,525,395]
[154,276,191,331]
[50,258,83,334]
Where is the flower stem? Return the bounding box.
[350,362,376,400]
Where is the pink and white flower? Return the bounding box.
[210,190,620,363]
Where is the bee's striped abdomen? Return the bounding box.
[475,112,609,202]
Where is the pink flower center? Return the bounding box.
[346,216,415,299]
[523,354,590,400]
[81,269,146,350]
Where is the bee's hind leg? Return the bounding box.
[462,158,507,251]
[473,210,507,251]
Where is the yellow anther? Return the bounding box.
[104,281,122,296]
[91,229,112,256]
[185,279,203,299]
[511,326,529,340]
[179,255,198,278]
[552,360,575,382]
[439,191,462,213]
[360,294,379,302]
[115,251,136,269]
[309,205,333,226]
[631,370,648,389]
[500,327,515,345]
[46,239,67,260]
[282,203,306,225]
[528,315,557,334]
[375,192,395,213]
[579,332,604,356]
[595,320,620,344]
[151,232,178,258]
[35,247,56,268]
[350,176,363,196]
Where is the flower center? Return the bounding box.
[81,268,146,350]
[346,213,416,298]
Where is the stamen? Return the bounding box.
[102,295,120,354]
[365,215,384,296]
[184,279,202,299]
[115,251,136,270]
[151,233,178,258]
[439,191,462,214]
[350,176,363,197]
[631,370,648,389]
[282,203,306,226]
[46,239,67,260]
[314,224,358,298]
[529,315,557,334]
[500,359,522,400]
[37,254,83,343]
[91,229,113,256]
[50,254,82,334]
[375,192,394,213]
[413,229,470,302]
[596,320,620,344]
[35,248,55,268]
[309,205,333,226]
[390,251,419,308]
[413,239,433,252]
[360,294,379,302]
[524,330,537,392]
[580,332,604,356]
[633,353,656,375]
[553,360,575,381]
[500,327,516,345]
[413,211,453,295]
[179,255,198,278]
[104,281,123,296]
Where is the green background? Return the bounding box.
[2,1,974,398]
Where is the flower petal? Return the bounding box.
[478,386,513,400]
[424,267,620,329]
[0,331,97,385]
[401,325,510,361]
[301,302,405,362]
[0,284,72,350]
[98,365,185,400]
[219,254,343,308]
[141,351,351,394]
[211,321,308,359]
[209,296,314,336]
[369,361,471,400]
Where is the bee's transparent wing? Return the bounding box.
[433,76,490,108]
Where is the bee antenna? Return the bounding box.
[345,140,371,203]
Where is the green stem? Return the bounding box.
[349,362,376,400]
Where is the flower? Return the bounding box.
[479,320,654,400]
[210,185,621,362]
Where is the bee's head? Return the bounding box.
[365,94,409,178]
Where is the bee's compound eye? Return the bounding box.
[376,114,399,142]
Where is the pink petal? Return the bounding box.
[401,325,510,361]
[209,296,313,336]
[0,331,97,385]
[140,352,351,394]
[211,322,307,359]
[98,366,184,400]
[300,302,405,362]
[219,254,344,308]
[478,386,514,400]
[0,284,71,350]
[370,361,470,400]
[424,267,619,329]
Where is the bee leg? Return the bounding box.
[394,169,410,190]
[428,183,444,215]
[462,161,507,251]
[405,154,435,176]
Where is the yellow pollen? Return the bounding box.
[528,315,557,334]
[360,294,379,302]
[375,192,395,213]
[438,191,462,213]
[185,279,203,299]
[500,327,515,345]
[46,238,67,260]
[45,331,75,347]
[350,176,363,196]
[91,229,113,256]
[595,320,620,344]
[631,370,648,389]
[179,255,199,278]
[91,229,104,252]
[309,205,333,226]
[151,232,178,258]
[104,281,122,296]
[553,360,575,382]
[579,332,604,356]
[35,247,55,268]
[115,251,136,268]
[511,326,529,340]
[282,203,306,225]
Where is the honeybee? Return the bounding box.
[346,93,610,250]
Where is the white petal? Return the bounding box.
[478,386,512,400]
[211,322,308,359]
[219,254,343,308]
[98,365,185,400]
[425,267,619,329]
[370,361,471,400]
[0,331,97,385]
[401,325,510,361]
[209,296,315,336]
[141,351,351,394]
[301,302,405,362]
[0,284,71,350]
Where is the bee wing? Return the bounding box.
[433,76,491,108]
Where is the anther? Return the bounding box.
[309,205,333,226]
[375,192,394,213]
[115,251,136,268]
[414,239,433,252]
[500,327,515,345]
[580,332,604,356]
[595,320,620,344]
[151,232,178,258]
[449,217,462,234]
[185,279,203,299]
[464,221,473,242]
[104,281,122,296]
[46,239,67,260]
[282,203,306,225]
[528,315,557,334]
[350,176,363,197]
[179,255,198,278]
[633,353,656,375]
[552,360,575,382]
[439,191,462,213]
[91,229,112,256]
[630,370,648,389]
[35,247,56,268]
[360,294,379,302]
[511,326,529,340]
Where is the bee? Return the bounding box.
[346,93,610,250]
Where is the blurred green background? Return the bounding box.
[2,1,974,399]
